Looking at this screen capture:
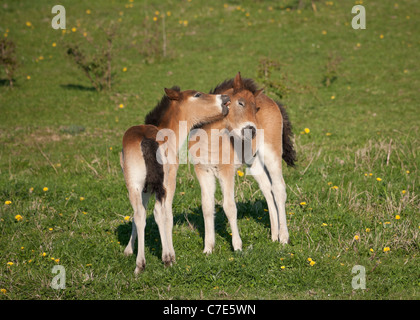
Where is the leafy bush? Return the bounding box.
[0,38,18,87]
[66,28,115,92]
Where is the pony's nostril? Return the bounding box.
[241,125,257,139]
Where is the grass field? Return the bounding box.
[0,0,419,300]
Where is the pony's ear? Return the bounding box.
[233,72,244,92]
[164,88,180,100]
[254,88,264,98]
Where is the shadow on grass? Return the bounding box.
[115,199,271,259]
[60,84,97,91]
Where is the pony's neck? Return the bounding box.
[157,105,191,154]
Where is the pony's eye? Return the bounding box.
[238,101,245,107]
[194,92,202,98]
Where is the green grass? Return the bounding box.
[0,0,419,300]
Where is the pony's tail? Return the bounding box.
[276,101,297,167]
[140,138,166,202]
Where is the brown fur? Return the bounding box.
[121,88,230,273]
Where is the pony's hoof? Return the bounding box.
[162,253,175,267]
[279,234,290,245]
[134,260,146,275]
[124,248,133,256]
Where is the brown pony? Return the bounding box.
[121,87,230,274]
[188,72,263,253]
[191,74,296,253]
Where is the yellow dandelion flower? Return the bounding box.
[119,104,124,109]
[366,228,371,232]
[300,202,307,206]
[307,258,312,262]
[379,34,384,39]
[167,11,172,16]
[26,75,31,80]
[406,170,410,174]
[183,20,188,27]
[15,215,23,221]
[331,95,336,100]
[402,190,406,194]
[49,228,53,231]
[281,266,285,270]
[43,187,49,192]
[5,200,12,205]
[304,128,310,134]
[264,209,268,212]
[331,186,339,190]
[370,248,374,252]
[0,289,6,294]
[26,21,32,27]
[42,252,47,257]
[52,42,57,47]
[82,211,87,215]
[395,215,400,220]
[310,260,316,266]
[86,9,91,14]
[322,223,328,227]
[124,216,130,221]
[354,235,360,241]
[383,247,390,253]
[7,262,14,266]
[237,170,244,177]
[71,27,77,32]
[80,197,85,201]
[153,16,158,22]
[376,177,382,182]
[122,67,127,72]
[322,30,327,35]
[326,132,332,136]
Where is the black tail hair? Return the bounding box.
[276,101,297,167]
[141,138,166,201]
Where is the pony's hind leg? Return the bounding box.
[249,154,280,242]
[126,187,150,274]
[264,147,289,244]
[162,163,178,264]
[124,191,150,257]
[153,198,173,267]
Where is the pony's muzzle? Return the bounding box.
[241,124,257,140]
[221,94,230,116]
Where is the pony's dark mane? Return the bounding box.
[144,86,181,126]
[209,77,260,95]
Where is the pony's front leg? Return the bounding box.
[218,167,242,251]
[195,165,217,254]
